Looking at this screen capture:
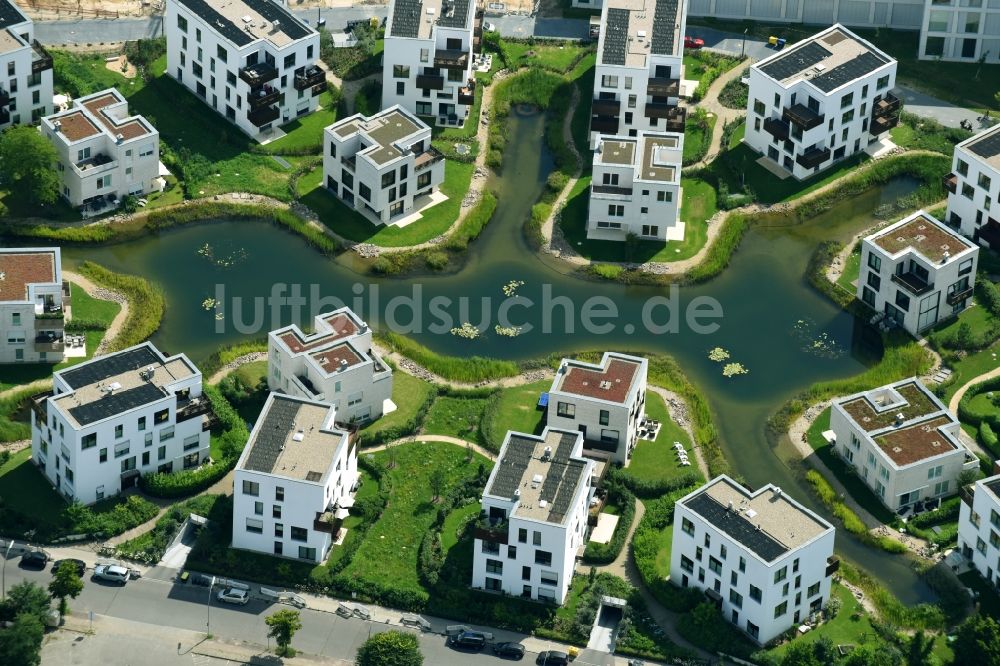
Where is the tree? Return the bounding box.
[843,643,902,666]
[48,560,84,616]
[952,614,1000,666]
[428,467,446,502]
[906,631,935,666]
[265,609,302,657]
[356,630,423,666]
[0,126,59,205]
[779,641,821,666]
[0,612,44,666]
[0,581,50,623]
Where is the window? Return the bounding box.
[518,528,527,543]
[749,585,762,602]
[82,433,97,450]
[738,557,746,573]
[243,480,260,496]
[507,545,517,559]
[154,408,169,424]
[895,290,911,311]
[254,501,263,515]
[753,99,765,115]
[246,518,263,534]
[298,547,316,561]
[729,590,743,608]
[840,92,854,108]
[867,271,881,290]
[959,258,974,276]
[774,567,787,583]
[807,582,820,597]
[359,183,371,201]
[540,571,558,586]
[680,555,693,573]
[928,465,943,479]
[419,48,429,62]
[138,416,146,432]
[731,571,738,586]
[486,558,503,574]
[522,565,531,580]
[720,544,727,559]
[114,441,130,458]
[276,486,284,501]
[177,14,187,31]
[934,480,950,496]
[657,191,672,202]
[382,171,396,188]
[709,557,722,575]
[115,424,124,439]
[963,183,975,200]
[290,527,308,542]
[599,410,610,426]
[183,435,200,452]
[774,601,787,618]
[867,252,882,271]
[393,64,410,78]
[556,402,575,418]
[641,225,659,237]
[682,517,694,536]
[600,429,619,444]
[99,447,107,463]
[275,523,283,537]
[273,505,281,519]
[877,74,890,90]
[608,204,624,217]
[96,175,112,189]
[601,75,618,88]
[158,445,166,461]
[485,577,502,591]
[535,550,552,566]
[533,531,542,546]
[602,172,619,186]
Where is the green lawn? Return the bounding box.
[501,42,591,73]
[0,449,69,533]
[261,90,339,153]
[358,372,436,442]
[482,380,549,450]
[71,281,120,326]
[836,248,861,295]
[727,120,746,149]
[422,395,488,443]
[766,584,876,659]
[626,390,704,485]
[342,441,488,592]
[298,159,475,246]
[683,116,716,165]
[653,523,673,578]
[558,176,717,264]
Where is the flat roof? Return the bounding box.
[310,343,364,371]
[276,311,362,354]
[0,0,29,30]
[554,354,643,404]
[80,92,151,141]
[599,139,635,165]
[839,380,941,433]
[601,0,683,67]
[960,124,1000,170]
[756,24,892,92]
[56,111,101,141]
[869,212,972,264]
[874,415,960,466]
[487,429,588,526]
[389,0,474,40]
[53,344,197,428]
[640,133,681,182]
[239,394,344,482]
[0,249,58,302]
[329,106,425,166]
[682,477,832,563]
[175,0,312,48]
[0,28,24,56]
[984,475,1000,502]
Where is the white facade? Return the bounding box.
[957,473,1000,588]
[945,124,1000,250]
[829,378,979,512]
[165,0,323,141]
[0,0,53,129]
[589,0,688,149]
[0,247,66,364]
[671,476,837,646]
[546,352,647,465]
[744,24,898,180]
[323,105,446,224]
[40,89,160,210]
[232,393,358,563]
[29,342,211,506]
[588,132,684,241]
[382,0,478,126]
[268,307,393,424]
[472,428,594,605]
[857,210,978,335]
[919,0,1000,63]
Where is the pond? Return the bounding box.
[58,112,933,602]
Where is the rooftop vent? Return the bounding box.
[539,499,548,508]
[426,7,435,14]
[513,488,521,501]
[542,446,552,461]
[942,251,950,263]
[599,380,612,390]
[53,120,61,131]
[772,487,782,497]
[531,473,544,486]
[292,430,305,442]
[637,29,646,39]
[813,64,826,73]
[895,412,905,425]
[892,446,903,453]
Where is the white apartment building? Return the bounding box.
[232,392,358,563]
[830,378,979,512]
[0,0,53,128]
[857,210,978,335]
[546,352,647,465]
[589,0,688,149]
[40,89,160,212]
[919,0,1000,63]
[268,307,393,424]
[957,473,1000,588]
[382,0,478,127]
[744,24,898,180]
[165,0,324,141]
[944,124,1000,250]
[588,131,684,242]
[323,105,446,225]
[472,427,595,605]
[0,247,67,364]
[671,476,837,645]
[29,342,212,505]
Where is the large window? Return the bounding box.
[298,547,316,561]
[556,402,575,418]
[486,559,503,574]
[535,550,552,566]
[599,410,609,426]
[242,480,260,496]
[681,517,694,536]
[245,518,263,534]
[290,526,308,542]
[393,65,410,78]
[81,433,97,450]
[749,585,762,602]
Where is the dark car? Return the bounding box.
[52,559,86,577]
[446,630,488,651]
[536,651,569,666]
[493,641,526,660]
[20,550,48,568]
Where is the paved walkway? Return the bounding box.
[686,60,752,170]
[949,364,1000,415]
[364,434,498,462]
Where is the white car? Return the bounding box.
[216,587,250,605]
[93,564,130,586]
[483,21,497,32]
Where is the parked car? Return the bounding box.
[493,641,526,659]
[52,559,86,577]
[537,651,570,666]
[92,564,130,585]
[684,35,705,49]
[446,630,488,651]
[483,21,497,32]
[20,550,48,568]
[216,587,250,605]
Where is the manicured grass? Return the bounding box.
[682,115,716,165]
[70,281,120,327]
[727,120,746,149]
[836,247,861,294]
[440,502,480,551]
[298,159,475,246]
[422,396,488,443]
[359,372,436,441]
[558,176,717,264]
[0,449,68,529]
[653,523,673,578]
[0,186,79,221]
[766,584,876,659]
[626,391,704,485]
[342,441,488,592]
[482,380,549,450]
[502,42,591,73]
[262,90,339,153]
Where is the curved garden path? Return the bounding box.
[949,366,1000,415]
[686,60,752,170]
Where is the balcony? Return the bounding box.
[30,391,51,424]
[591,98,621,115]
[34,333,63,353]
[643,101,675,120]
[763,117,789,141]
[176,396,214,429]
[943,173,958,195]
[825,555,840,577]
[647,76,679,97]
[434,49,468,70]
[31,41,52,74]
[312,83,325,97]
[796,146,831,169]
[591,184,633,198]
[294,65,326,91]
[414,146,445,172]
[35,312,64,330]
[891,270,934,295]
[416,73,444,90]
[873,91,901,116]
[960,484,975,508]
[73,153,117,176]
[783,103,824,131]
[871,113,899,134]
[458,80,475,106]
[342,155,356,172]
[314,511,342,535]
[947,286,974,305]
[239,62,279,87]
[590,116,619,134]
[61,281,72,306]
[665,106,687,132]
[247,85,281,110]
[474,521,509,545]
[0,88,10,108]
[247,104,280,127]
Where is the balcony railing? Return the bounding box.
[647,76,679,97]
[763,117,789,141]
[871,114,899,134]
[239,62,279,87]
[592,98,621,115]
[796,146,831,169]
[34,334,63,353]
[416,73,444,90]
[947,286,974,305]
[591,184,633,197]
[590,116,619,133]
[61,280,72,305]
[414,146,445,172]
[247,104,280,127]
[960,484,975,508]
[643,101,675,120]
[294,65,326,91]
[474,523,509,545]
[665,106,687,132]
[342,155,356,172]
[314,511,342,534]
[825,555,840,577]
[434,49,468,70]
[73,153,117,176]
[176,396,213,425]
[943,173,958,195]
[312,83,325,97]
[248,85,281,110]
[891,270,934,295]
[873,91,901,116]
[35,313,64,330]
[31,41,52,74]
[783,103,824,131]
[458,80,476,106]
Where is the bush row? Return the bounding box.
[582,477,636,564]
[356,387,437,447]
[115,495,221,564]
[376,331,521,383]
[804,470,906,553]
[77,261,164,351]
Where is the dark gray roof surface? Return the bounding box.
[68,383,166,426]
[389,0,421,38]
[61,346,161,390]
[811,51,889,93]
[243,398,303,474]
[969,131,1000,160]
[0,0,25,30]
[759,41,832,82]
[684,492,788,562]
[650,0,679,56]
[488,432,586,525]
[601,8,629,66]
[175,0,309,47]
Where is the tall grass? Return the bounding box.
[199,339,269,381]
[378,331,521,383]
[77,262,165,351]
[0,388,35,443]
[804,470,906,553]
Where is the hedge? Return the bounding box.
[618,468,702,500]
[632,487,704,611]
[356,387,437,447]
[582,476,636,564]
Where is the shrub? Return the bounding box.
[981,421,998,451]
[424,250,449,270]
[718,78,748,109]
[582,477,635,564]
[445,190,497,251]
[589,263,624,281]
[77,262,164,350]
[377,331,520,383]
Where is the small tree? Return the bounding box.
[265,609,302,657]
[952,614,1000,666]
[48,561,84,616]
[429,467,446,502]
[356,630,423,666]
[0,612,45,666]
[0,126,59,205]
[905,631,934,666]
[0,581,50,623]
[386,441,398,469]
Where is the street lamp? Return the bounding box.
[1,539,15,601]
[741,28,749,59]
[206,575,216,637]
